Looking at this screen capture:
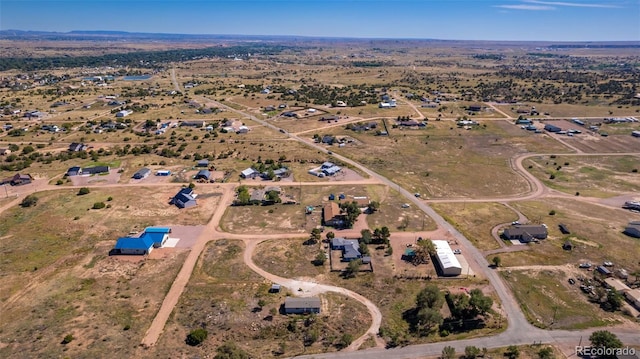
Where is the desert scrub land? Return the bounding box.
[321,121,538,199]
[0,239,187,358]
[525,155,640,197]
[502,268,619,330]
[495,198,640,270]
[152,239,369,358]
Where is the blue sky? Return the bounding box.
[1,0,638,41]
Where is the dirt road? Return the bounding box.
[243,239,385,350]
[140,186,235,347]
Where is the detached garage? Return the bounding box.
[432,240,462,276]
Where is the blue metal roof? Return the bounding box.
[145,227,171,233]
[114,236,154,250]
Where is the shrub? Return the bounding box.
[549,210,556,215]
[61,334,74,345]
[20,194,38,207]
[185,328,208,346]
[78,187,90,195]
[107,196,113,201]
[56,179,64,185]
[549,174,555,180]
[92,202,106,209]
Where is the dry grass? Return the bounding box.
[502,268,618,329]
[525,155,640,197]
[431,202,516,251]
[500,199,640,270]
[152,239,369,358]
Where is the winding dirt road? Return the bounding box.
[243,239,385,350]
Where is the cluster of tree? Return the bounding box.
[0,44,292,71]
[410,239,436,266]
[441,289,493,332]
[263,83,378,107]
[359,227,390,245]
[404,285,445,336]
[339,201,361,228]
[234,186,251,206]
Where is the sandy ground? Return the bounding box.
[70,169,121,186]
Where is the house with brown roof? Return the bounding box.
[323,202,344,227]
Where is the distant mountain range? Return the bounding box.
[1,29,639,47]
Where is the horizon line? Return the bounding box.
[1,29,639,43]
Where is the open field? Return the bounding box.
[0,186,219,301]
[0,249,188,358]
[525,154,640,197]
[318,120,569,199]
[497,199,640,270]
[502,268,619,329]
[431,202,518,251]
[253,238,327,278]
[151,239,369,358]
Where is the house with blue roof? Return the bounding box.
[112,227,171,255]
[172,187,197,208]
[331,237,362,262]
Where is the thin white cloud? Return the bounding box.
[494,4,555,10]
[524,0,621,8]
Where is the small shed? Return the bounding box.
[270,284,281,293]
[562,241,573,251]
[196,159,209,168]
[195,170,211,180]
[559,224,571,234]
[132,167,151,179]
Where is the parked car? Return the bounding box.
[453,249,462,254]
[579,262,592,268]
[568,278,576,285]
[603,261,614,267]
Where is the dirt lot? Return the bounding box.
[563,134,640,153]
[69,169,122,186]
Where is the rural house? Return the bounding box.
[331,237,362,261]
[284,297,321,314]
[1,173,32,186]
[323,202,343,227]
[112,227,171,255]
[82,166,110,175]
[503,224,548,243]
[68,142,88,152]
[240,168,260,179]
[172,187,197,208]
[196,159,209,167]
